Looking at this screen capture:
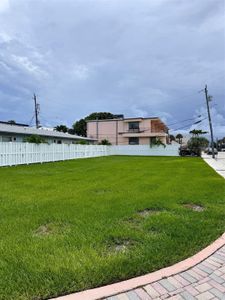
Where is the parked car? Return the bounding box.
[179,146,199,157]
[206,147,218,155]
[218,144,225,152]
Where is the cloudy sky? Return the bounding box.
[0,0,224,137]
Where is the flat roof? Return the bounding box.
[0,123,96,141]
[86,117,159,122]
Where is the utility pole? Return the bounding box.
[204,85,215,158]
[33,93,40,129]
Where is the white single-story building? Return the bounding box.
[0,121,95,144]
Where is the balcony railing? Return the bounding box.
[128,128,142,133]
[119,128,168,135]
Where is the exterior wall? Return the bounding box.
[139,137,150,145]
[0,133,91,145]
[87,118,168,145]
[0,133,23,143]
[87,120,126,145]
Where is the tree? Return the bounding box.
[67,128,75,135]
[8,120,16,124]
[54,125,68,133]
[218,137,225,144]
[176,133,183,144]
[189,129,207,137]
[73,112,115,137]
[98,139,111,145]
[187,137,209,156]
[24,135,46,144]
[85,112,114,121]
[169,134,175,142]
[73,119,87,136]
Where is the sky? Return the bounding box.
[0,0,225,137]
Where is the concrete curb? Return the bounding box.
[50,233,225,300]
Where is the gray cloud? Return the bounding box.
[0,0,224,136]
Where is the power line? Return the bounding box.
[170,118,207,131]
[167,116,201,127]
[171,123,195,131]
[28,114,35,126]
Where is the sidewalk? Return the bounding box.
[202,152,225,179]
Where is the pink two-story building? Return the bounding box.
[87,116,168,145]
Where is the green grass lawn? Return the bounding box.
[0,156,224,300]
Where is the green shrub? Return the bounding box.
[98,139,111,145]
[150,138,166,148]
[75,140,89,145]
[24,135,46,144]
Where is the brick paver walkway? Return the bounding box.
[104,245,225,300]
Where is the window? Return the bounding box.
[128,122,139,132]
[129,137,139,145]
[2,136,13,142]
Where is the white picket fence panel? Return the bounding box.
[110,144,179,157]
[0,143,180,167]
[0,143,110,167]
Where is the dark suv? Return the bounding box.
[179,146,199,157]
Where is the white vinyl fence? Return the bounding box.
[0,143,180,167]
[110,144,179,157]
[0,143,110,167]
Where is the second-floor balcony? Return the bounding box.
[127,128,143,133]
[119,127,168,137]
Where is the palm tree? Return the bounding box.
[169,134,175,142]
[176,133,183,144]
[189,129,207,137]
[54,125,68,133]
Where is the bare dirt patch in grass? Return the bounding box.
[92,188,111,195]
[122,217,141,228]
[108,238,135,254]
[146,225,163,236]
[34,222,70,237]
[183,204,205,212]
[121,209,165,231]
[137,208,163,217]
